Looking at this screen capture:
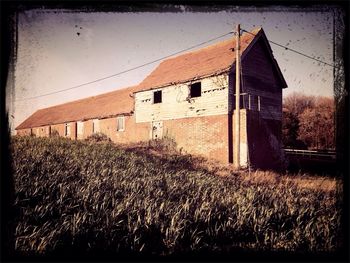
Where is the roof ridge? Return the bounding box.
[26,27,262,113]
[137,27,262,91]
[162,27,262,61]
[16,27,264,130]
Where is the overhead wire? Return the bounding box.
[16,28,337,102]
[15,31,234,102]
[241,28,339,69]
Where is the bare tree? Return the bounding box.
[283,92,315,116]
[298,97,335,150]
[283,92,335,150]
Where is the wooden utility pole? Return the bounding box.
[234,24,240,169]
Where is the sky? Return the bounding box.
[7,6,338,132]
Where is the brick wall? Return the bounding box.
[99,115,150,143]
[32,126,48,137]
[16,111,286,169]
[17,128,31,136]
[70,122,77,140]
[15,113,250,165]
[51,123,65,137]
[163,114,229,163]
[51,122,76,139]
[82,120,93,139]
[232,109,249,167]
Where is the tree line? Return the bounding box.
[282,92,335,150]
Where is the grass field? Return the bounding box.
[9,136,343,258]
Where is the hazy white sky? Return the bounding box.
[8,6,337,132]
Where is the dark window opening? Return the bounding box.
[190,82,201,98]
[153,90,162,104]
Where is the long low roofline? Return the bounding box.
[16,27,287,130]
[15,85,139,130]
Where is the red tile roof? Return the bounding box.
[16,85,139,129]
[137,27,262,91]
[16,28,262,130]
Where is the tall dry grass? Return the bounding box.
[10,136,342,257]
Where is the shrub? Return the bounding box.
[50,129,60,137]
[84,132,111,143]
[122,136,178,155]
[148,136,177,153]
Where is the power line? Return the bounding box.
[15,31,234,102]
[241,29,339,69]
[16,28,336,102]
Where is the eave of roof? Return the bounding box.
[256,29,288,89]
[133,67,231,94]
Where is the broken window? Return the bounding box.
[153,90,162,104]
[190,82,201,98]
[117,116,125,132]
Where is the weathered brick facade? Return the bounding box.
[98,115,150,143]
[17,128,31,136]
[16,109,282,166]
[163,114,229,162]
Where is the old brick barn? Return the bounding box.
[16,28,287,169]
